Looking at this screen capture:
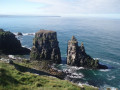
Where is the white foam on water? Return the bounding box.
[99,69,111,72]
[94,57,120,66]
[52,64,85,79]
[100,58,120,65]
[22,33,35,36]
[100,84,118,90]
[108,76,116,80]
[8,55,16,59]
[13,33,18,36]
[22,45,26,47]
[67,72,84,79]
[70,66,84,70]
[78,82,98,89]
[93,58,100,60]
[14,32,35,36]
[107,74,116,80]
[62,66,85,79]
[8,55,23,60]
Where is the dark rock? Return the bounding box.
[17,32,23,36]
[67,36,108,69]
[0,29,4,32]
[0,29,30,55]
[7,59,13,64]
[30,30,61,64]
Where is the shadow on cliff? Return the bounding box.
[12,63,56,77]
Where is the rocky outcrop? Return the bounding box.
[30,30,61,64]
[17,32,23,36]
[67,36,108,69]
[0,29,30,55]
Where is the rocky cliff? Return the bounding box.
[67,36,108,69]
[0,29,30,55]
[30,30,61,64]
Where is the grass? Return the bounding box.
[0,61,98,90]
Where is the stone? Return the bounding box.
[67,36,78,66]
[17,32,23,36]
[0,29,30,55]
[30,30,61,64]
[67,36,108,69]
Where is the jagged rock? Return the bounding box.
[0,29,30,55]
[30,30,61,64]
[67,36,108,69]
[67,36,78,66]
[17,32,23,36]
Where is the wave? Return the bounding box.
[14,32,35,36]
[93,58,100,60]
[22,33,35,36]
[8,55,22,60]
[107,75,116,80]
[79,83,99,89]
[66,72,84,79]
[100,84,118,90]
[99,69,111,72]
[94,58,120,68]
[100,59,120,66]
[52,64,84,79]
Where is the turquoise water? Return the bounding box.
[0,16,120,89]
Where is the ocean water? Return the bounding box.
[0,16,120,89]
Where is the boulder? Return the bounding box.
[30,30,61,64]
[67,36,108,69]
[0,29,30,55]
[17,32,23,36]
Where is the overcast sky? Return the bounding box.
[0,0,120,17]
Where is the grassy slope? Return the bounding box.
[0,61,98,90]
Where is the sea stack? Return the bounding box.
[67,36,108,69]
[30,30,61,64]
[67,36,78,66]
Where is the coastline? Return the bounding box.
[0,55,99,90]
[0,29,118,89]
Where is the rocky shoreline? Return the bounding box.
[0,29,108,69]
[0,55,66,79]
[0,29,110,89]
[0,55,99,90]
[29,29,108,69]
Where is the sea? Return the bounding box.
[0,16,120,90]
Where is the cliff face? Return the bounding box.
[30,30,61,64]
[0,29,30,55]
[67,36,108,69]
[67,36,78,65]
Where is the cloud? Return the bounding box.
[28,0,120,16]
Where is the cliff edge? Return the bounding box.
[0,29,30,55]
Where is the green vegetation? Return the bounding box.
[0,61,98,90]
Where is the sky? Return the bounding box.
[0,0,120,17]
